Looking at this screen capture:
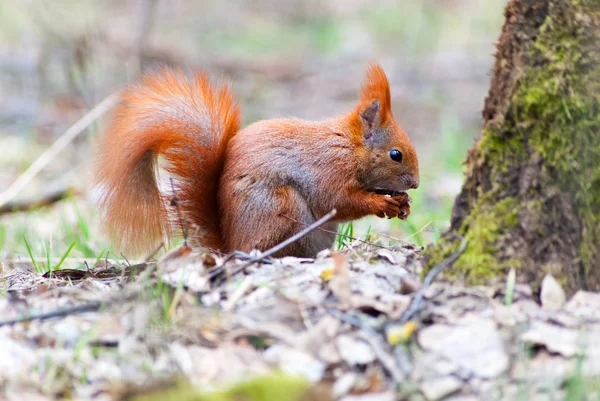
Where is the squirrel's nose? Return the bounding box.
[400,174,419,190]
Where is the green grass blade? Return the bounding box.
[95,249,106,266]
[336,222,354,250]
[336,224,345,250]
[0,225,6,252]
[346,221,354,238]
[54,241,76,271]
[23,236,38,272]
[45,241,52,272]
[64,199,96,258]
[70,197,90,241]
[505,268,516,306]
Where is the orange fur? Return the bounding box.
[94,63,418,257]
[360,63,392,120]
[93,68,239,255]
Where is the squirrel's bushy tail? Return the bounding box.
[93,68,240,256]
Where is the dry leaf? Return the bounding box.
[564,291,600,321]
[264,344,326,383]
[161,261,209,291]
[201,253,218,266]
[519,321,597,358]
[419,376,462,401]
[399,277,421,295]
[159,245,193,263]
[418,319,508,379]
[330,253,352,306]
[336,335,375,365]
[376,249,406,265]
[540,273,566,311]
[333,372,358,398]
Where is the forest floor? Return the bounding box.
[2,2,598,400]
[2,242,600,401]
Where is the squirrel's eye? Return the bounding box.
[389,149,403,163]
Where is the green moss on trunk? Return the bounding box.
[425,0,600,295]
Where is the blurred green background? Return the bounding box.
[0,0,507,266]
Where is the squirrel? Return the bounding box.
[93,63,419,258]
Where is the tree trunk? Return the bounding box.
[424,0,600,295]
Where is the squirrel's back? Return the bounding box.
[93,68,240,255]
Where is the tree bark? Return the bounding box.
[425,0,600,295]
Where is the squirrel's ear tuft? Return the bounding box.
[360,63,391,121]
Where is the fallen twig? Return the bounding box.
[356,330,407,383]
[282,214,395,250]
[394,237,467,325]
[219,250,274,266]
[222,276,254,312]
[0,186,78,215]
[0,284,146,327]
[0,301,101,327]
[0,93,120,208]
[209,209,337,280]
[326,308,379,336]
[327,308,406,382]
[248,209,337,261]
[143,242,165,263]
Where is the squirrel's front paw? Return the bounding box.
[393,192,412,220]
[373,193,412,220]
[373,195,401,219]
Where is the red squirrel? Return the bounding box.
[93,63,419,258]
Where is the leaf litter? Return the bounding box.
[1,244,600,401]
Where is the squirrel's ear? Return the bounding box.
[359,63,391,125]
[360,100,381,129]
[359,100,384,145]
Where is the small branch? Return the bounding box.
[376,220,434,243]
[327,308,405,382]
[327,308,379,336]
[0,93,120,209]
[209,209,338,280]
[253,209,337,260]
[394,237,467,325]
[219,250,274,266]
[144,242,165,262]
[0,283,148,327]
[356,331,406,383]
[120,253,132,268]
[0,187,77,215]
[0,301,101,327]
[222,276,254,312]
[282,214,394,250]
[401,220,434,242]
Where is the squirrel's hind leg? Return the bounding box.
[223,185,336,258]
